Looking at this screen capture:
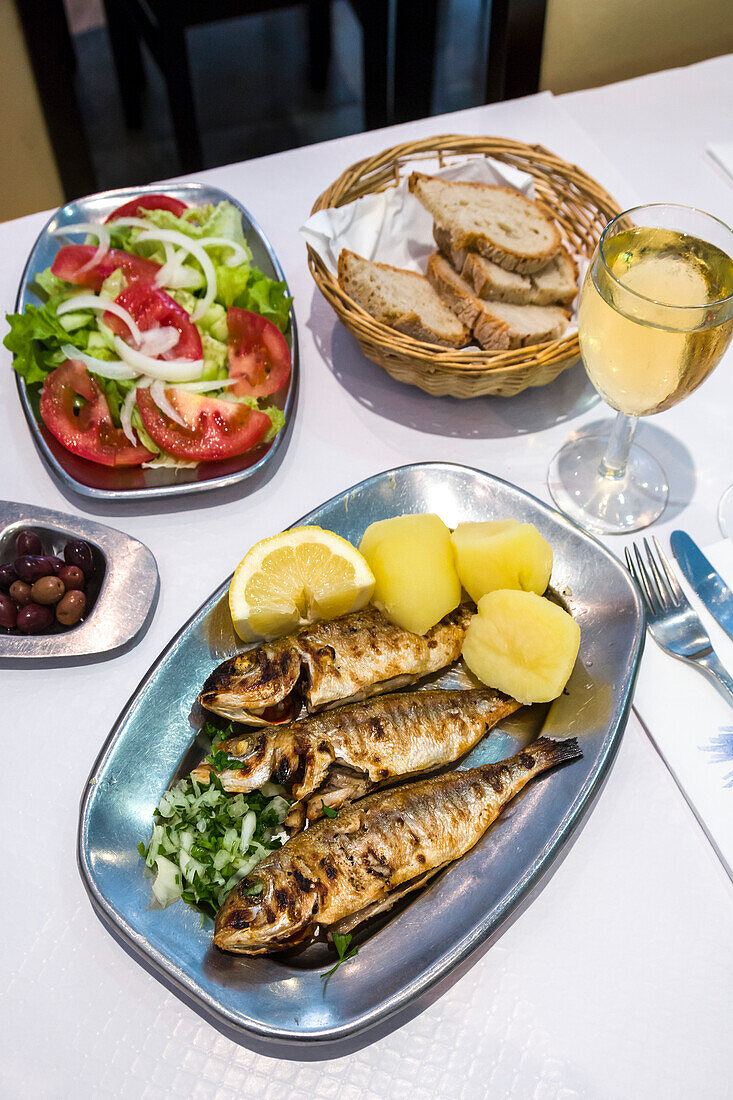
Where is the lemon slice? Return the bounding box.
[229,526,376,641]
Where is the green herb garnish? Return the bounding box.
[206,748,245,771]
[320,801,338,819]
[138,776,290,916]
[322,932,358,980]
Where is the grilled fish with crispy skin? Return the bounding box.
[214,736,581,954]
[192,688,521,827]
[199,604,473,727]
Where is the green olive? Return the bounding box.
[56,589,86,626]
[31,576,65,606]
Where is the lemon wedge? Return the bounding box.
[229,526,376,641]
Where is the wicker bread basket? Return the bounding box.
[308,135,622,398]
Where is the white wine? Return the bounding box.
[578,226,733,416]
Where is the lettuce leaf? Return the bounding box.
[233,268,292,333]
[4,304,76,384]
[32,267,69,301]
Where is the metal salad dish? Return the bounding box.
[78,463,644,1052]
[0,500,158,659]
[13,182,297,501]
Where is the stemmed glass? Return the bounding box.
[548,204,733,535]
[719,487,733,538]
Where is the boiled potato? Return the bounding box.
[358,513,461,635]
[462,589,580,704]
[450,520,552,603]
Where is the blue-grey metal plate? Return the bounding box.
[13,182,297,501]
[78,463,644,1051]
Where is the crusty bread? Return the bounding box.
[433,224,467,273]
[462,247,578,307]
[410,172,560,274]
[337,249,470,348]
[426,252,569,350]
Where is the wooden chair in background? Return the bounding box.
[102,0,441,173]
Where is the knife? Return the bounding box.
[670,530,733,642]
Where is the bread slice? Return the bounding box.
[462,247,578,307]
[426,253,569,350]
[410,172,560,274]
[337,249,471,348]
[433,224,467,273]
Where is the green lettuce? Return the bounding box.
[232,268,292,333]
[4,304,76,384]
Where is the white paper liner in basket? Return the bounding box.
[301,156,583,341]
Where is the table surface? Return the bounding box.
[2,54,733,1100]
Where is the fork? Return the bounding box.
[625,537,733,707]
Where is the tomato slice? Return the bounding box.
[136,387,270,461]
[227,307,291,398]
[105,193,188,223]
[51,245,161,293]
[104,283,203,360]
[40,361,154,467]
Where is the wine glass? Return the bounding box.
[548,204,733,535]
[719,486,733,538]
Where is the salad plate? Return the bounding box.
[10,182,298,501]
[78,463,644,1054]
[0,500,158,659]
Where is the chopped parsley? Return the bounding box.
[139,772,290,917]
[206,748,245,771]
[322,932,358,979]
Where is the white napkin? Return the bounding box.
[301,154,584,336]
[707,142,733,184]
[300,156,534,275]
[632,538,733,879]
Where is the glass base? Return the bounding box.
[548,427,669,535]
[719,486,733,539]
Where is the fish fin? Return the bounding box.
[526,735,582,769]
[328,863,449,936]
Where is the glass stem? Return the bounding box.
[599,412,637,480]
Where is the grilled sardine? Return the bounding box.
[200,603,473,726]
[214,736,582,954]
[192,688,521,827]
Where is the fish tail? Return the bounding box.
[525,735,582,771]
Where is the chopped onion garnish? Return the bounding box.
[105,216,151,230]
[120,384,140,445]
[52,222,111,276]
[199,237,249,267]
[57,294,142,346]
[134,228,217,320]
[150,380,187,427]
[113,336,204,381]
[171,377,238,392]
[60,343,139,380]
[155,242,185,288]
[138,326,179,357]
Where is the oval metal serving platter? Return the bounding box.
[13,182,298,501]
[78,463,644,1053]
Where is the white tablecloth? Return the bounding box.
[2,55,732,1100]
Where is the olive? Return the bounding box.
[16,603,54,633]
[31,576,65,605]
[64,539,94,577]
[46,555,64,575]
[9,580,33,607]
[0,593,17,629]
[15,555,54,583]
[16,530,43,557]
[0,562,18,589]
[56,589,86,626]
[58,564,85,591]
